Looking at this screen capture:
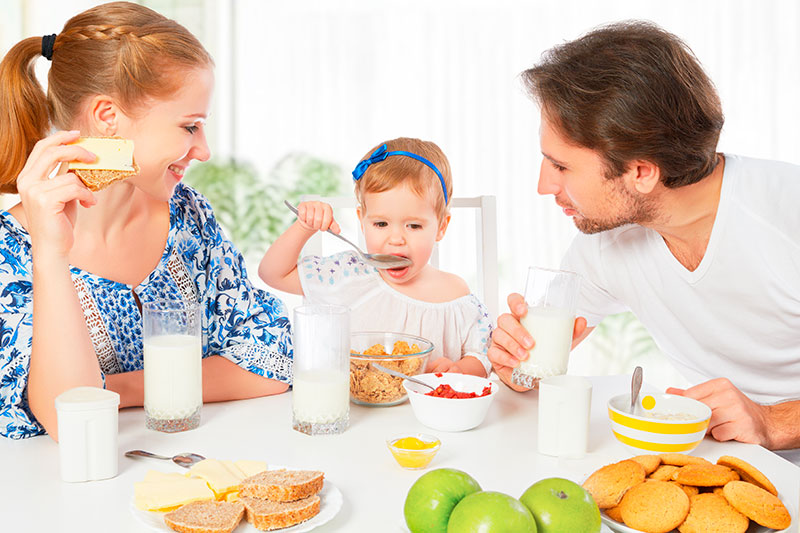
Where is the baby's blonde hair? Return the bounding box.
[353,137,452,222]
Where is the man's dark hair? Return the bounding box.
[522,20,724,188]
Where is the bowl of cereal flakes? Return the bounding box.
[350,332,434,406]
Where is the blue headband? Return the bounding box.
[352,144,449,204]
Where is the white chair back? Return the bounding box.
[299,195,498,320]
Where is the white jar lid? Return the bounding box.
[55,386,120,412]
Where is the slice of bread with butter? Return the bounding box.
[68,136,139,191]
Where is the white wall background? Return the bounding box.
[5,0,800,387]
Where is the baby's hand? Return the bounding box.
[426,358,454,374]
[295,201,340,234]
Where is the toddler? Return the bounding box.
[260,137,492,376]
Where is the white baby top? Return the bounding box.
[299,251,493,375]
[562,154,800,404]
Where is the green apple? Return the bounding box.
[404,468,482,533]
[519,477,601,533]
[447,491,538,532]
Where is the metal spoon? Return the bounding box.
[372,362,435,391]
[284,200,413,270]
[630,366,643,414]
[125,449,206,468]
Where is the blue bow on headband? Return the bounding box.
[352,144,449,204]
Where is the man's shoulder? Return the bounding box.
[724,154,800,238]
[725,153,800,191]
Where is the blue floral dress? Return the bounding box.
[0,183,293,439]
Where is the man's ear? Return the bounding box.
[627,160,661,194]
[436,213,451,241]
[86,95,122,136]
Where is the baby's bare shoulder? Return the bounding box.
[432,270,470,300]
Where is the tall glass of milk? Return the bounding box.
[511,267,581,389]
[143,299,202,432]
[292,304,350,435]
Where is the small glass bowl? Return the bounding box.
[386,433,441,470]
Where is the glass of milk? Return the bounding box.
[511,267,581,389]
[292,304,350,435]
[143,299,202,432]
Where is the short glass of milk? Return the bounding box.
[143,299,202,432]
[292,304,350,435]
[511,267,581,389]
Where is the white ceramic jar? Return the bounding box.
[55,386,120,482]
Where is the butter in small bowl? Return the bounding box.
[386,433,441,469]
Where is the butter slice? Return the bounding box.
[68,137,135,171]
[188,459,247,497]
[234,460,268,477]
[134,477,214,511]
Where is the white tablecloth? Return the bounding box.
[1,374,797,532]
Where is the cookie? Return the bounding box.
[716,455,778,496]
[659,453,712,467]
[582,460,646,509]
[631,454,662,475]
[678,493,749,533]
[673,464,740,486]
[605,505,624,523]
[649,464,680,481]
[619,480,690,533]
[670,481,699,498]
[723,480,791,530]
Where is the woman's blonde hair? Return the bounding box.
[353,137,453,222]
[0,1,213,193]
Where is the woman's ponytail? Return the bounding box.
[0,36,52,194]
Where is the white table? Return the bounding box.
[1,375,798,532]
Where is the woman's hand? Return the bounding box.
[295,201,340,234]
[15,130,96,258]
[488,293,588,391]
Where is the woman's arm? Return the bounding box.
[19,132,100,441]
[106,355,288,408]
[258,201,340,294]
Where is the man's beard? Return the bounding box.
[572,182,658,234]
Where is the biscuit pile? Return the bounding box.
[582,453,791,533]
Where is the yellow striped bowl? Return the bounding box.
[608,393,711,455]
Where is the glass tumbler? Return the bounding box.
[292,304,350,435]
[143,299,202,432]
[512,267,581,389]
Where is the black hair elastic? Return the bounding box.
[41,34,57,61]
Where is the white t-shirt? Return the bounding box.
[298,251,493,375]
[562,154,800,404]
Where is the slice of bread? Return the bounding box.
[240,495,320,531]
[68,136,139,191]
[239,470,324,502]
[163,500,245,533]
[72,167,139,191]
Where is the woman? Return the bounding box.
[0,2,292,440]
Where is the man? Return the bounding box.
[488,21,800,458]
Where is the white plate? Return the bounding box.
[601,513,769,533]
[132,477,342,533]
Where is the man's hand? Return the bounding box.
[668,378,800,450]
[488,293,587,392]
